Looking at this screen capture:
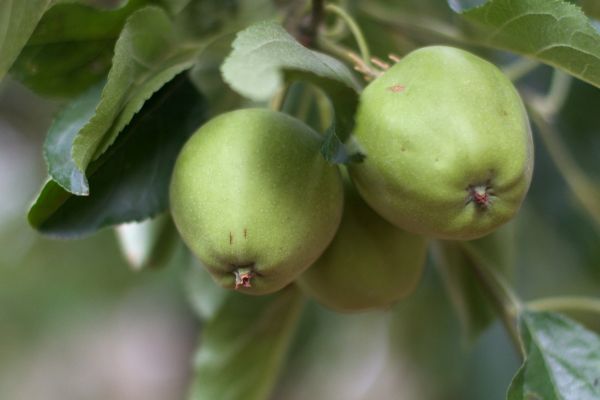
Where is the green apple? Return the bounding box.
[170,108,344,295]
[297,171,427,312]
[349,46,533,240]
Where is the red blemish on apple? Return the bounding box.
[387,84,405,93]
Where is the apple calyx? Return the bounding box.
[467,185,493,209]
[234,267,255,289]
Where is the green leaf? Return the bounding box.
[189,286,304,400]
[70,5,203,180]
[453,0,600,89]
[184,256,229,320]
[188,32,244,117]
[175,0,276,40]
[0,0,59,81]
[10,0,157,97]
[507,310,600,400]
[28,74,208,237]
[44,81,103,195]
[433,224,515,342]
[320,122,365,164]
[221,21,360,139]
[159,0,192,14]
[114,213,178,270]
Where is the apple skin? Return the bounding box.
[349,46,533,240]
[297,171,427,312]
[170,108,344,295]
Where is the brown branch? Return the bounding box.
[298,0,325,47]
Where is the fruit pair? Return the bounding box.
[169,45,534,311]
[170,107,427,310]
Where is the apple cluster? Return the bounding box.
[169,46,533,312]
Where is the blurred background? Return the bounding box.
[1,1,600,399]
[0,79,197,400]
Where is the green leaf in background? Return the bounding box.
[175,0,275,40]
[319,122,365,165]
[185,256,229,320]
[389,265,468,400]
[160,0,192,15]
[188,33,245,117]
[221,21,360,140]
[274,302,399,399]
[581,0,600,21]
[189,286,304,400]
[451,0,600,89]
[69,5,203,183]
[28,74,207,237]
[507,310,600,400]
[0,0,59,82]
[114,213,178,270]
[433,224,515,342]
[9,0,157,97]
[43,81,103,195]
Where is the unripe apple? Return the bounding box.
[170,108,344,295]
[349,46,533,240]
[297,171,427,312]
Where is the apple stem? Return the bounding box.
[234,267,255,289]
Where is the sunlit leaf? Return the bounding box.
[221,21,359,143]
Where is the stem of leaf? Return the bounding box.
[459,241,525,359]
[535,70,572,118]
[317,36,361,65]
[324,3,371,66]
[502,57,540,82]
[527,296,600,316]
[295,86,314,122]
[312,86,333,132]
[270,83,290,112]
[322,0,350,39]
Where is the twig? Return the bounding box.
[325,3,371,65]
[527,296,600,316]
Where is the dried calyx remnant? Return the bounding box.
[234,266,256,289]
[467,184,493,209]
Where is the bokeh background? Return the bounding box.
[1,1,600,399]
[0,79,198,400]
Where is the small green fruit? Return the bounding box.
[297,172,427,312]
[349,46,533,240]
[170,108,344,295]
